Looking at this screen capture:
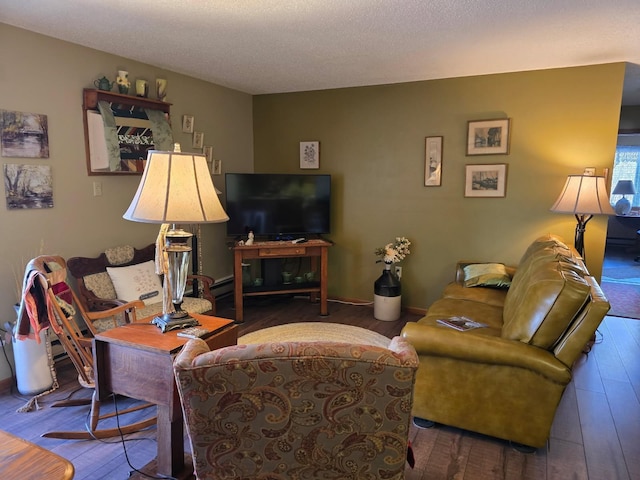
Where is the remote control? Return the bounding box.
[292,238,308,244]
[177,327,210,339]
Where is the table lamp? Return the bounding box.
[123,145,228,330]
[550,174,615,257]
[611,180,636,215]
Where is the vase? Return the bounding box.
[374,263,402,321]
[116,70,130,94]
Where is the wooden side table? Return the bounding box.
[93,313,237,478]
[0,429,74,479]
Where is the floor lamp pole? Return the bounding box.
[574,213,593,258]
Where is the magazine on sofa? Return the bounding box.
[436,316,487,331]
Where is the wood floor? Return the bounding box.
[1,294,638,480]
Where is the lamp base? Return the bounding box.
[615,197,631,215]
[151,313,199,333]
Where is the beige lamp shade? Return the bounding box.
[550,175,615,215]
[123,150,229,224]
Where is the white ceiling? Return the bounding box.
[2,0,640,103]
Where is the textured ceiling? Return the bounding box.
[2,0,640,102]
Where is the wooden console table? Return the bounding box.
[93,313,237,479]
[232,239,331,323]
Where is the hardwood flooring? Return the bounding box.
[0,294,638,479]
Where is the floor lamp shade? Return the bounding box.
[123,149,228,330]
[550,175,615,257]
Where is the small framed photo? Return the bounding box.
[464,163,508,198]
[300,141,320,169]
[213,158,222,175]
[424,136,443,186]
[192,131,204,149]
[583,167,596,176]
[203,145,213,162]
[182,115,194,133]
[467,118,510,156]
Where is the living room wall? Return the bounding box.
[0,24,254,382]
[253,64,625,309]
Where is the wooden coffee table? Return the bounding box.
[93,313,237,479]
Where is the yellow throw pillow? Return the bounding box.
[463,263,511,288]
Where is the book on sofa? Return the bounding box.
[436,316,487,331]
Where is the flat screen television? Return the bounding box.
[225,173,331,238]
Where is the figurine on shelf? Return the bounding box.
[245,231,254,246]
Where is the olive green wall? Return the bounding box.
[0,24,254,381]
[253,64,625,309]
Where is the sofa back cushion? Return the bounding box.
[502,240,591,349]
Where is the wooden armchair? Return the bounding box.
[67,244,216,325]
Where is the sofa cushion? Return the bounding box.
[463,263,511,288]
[106,260,163,306]
[442,282,508,308]
[502,261,590,349]
[83,272,117,300]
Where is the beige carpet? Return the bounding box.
[238,322,391,348]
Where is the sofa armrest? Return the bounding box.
[401,322,571,384]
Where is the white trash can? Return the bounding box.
[12,327,54,396]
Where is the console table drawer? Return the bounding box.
[259,247,306,257]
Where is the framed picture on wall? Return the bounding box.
[182,115,194,133]
[213,159,222,175]
[467,118,510,155]
[464,163,508,197]
[300,141,320,169]
[424,136,443,186]
[192,131,204,149]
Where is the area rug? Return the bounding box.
[600,277,640,319]
[238,322,391,348]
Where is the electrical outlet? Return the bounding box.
[93,181,102,197]
[395,266,402,279]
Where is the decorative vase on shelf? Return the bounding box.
[374,262,401,321]
[116,70,130,94]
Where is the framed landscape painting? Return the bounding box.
[464,163,508,197]
[467,118,510,155]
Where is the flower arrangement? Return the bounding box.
[375,237,411,264]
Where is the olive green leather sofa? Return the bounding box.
[401,234,610,449]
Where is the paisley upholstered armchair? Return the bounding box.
[173,338,418,480]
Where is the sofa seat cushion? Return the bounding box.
[502,262,590,349]
[442,282,508,307]
[135,296,213,322]
[420,297,503,336]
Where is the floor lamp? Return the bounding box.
[123,146,228,330]
[550,174,615,258]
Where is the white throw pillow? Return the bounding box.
[106,260,163,306]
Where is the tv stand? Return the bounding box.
[232,239,332,323]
